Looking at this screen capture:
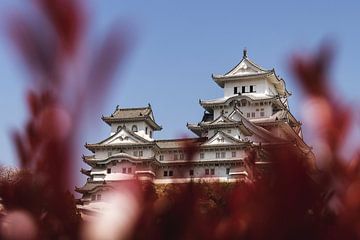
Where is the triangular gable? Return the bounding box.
[229,108,284,143]
[201,131,245,146]
[98,127,149,145]
[208,114,234,124]
[224,58,267,77]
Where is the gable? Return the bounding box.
[210,115,233,124]
[225,58,267,77]
[101,128,148,145]
[201,131,244,146]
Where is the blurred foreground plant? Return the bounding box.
[0,1,359,239]
[0,0,128,239]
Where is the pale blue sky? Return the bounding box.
[1,1,360,168]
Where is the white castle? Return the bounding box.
[76,50,314,213]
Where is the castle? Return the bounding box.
[76,50,314,214]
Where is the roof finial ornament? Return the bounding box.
[243,48,248,58]
[116,105,119,110]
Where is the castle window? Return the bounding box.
[139,150,143,157]
[211,169,215,175]
[242,86,246,93]
[108,152,112,157]
[122,168,126,173]
[260,102,264,106]
[234,87,238,94]
[241,99,247,107]
[215,152,220,159]
[91,195,96,201]
[174,154,178,160]
[226,168,230,175]
[150,131,153,138]
[260,112,265,117]
[179,153,184,160]
[169,170,173,177]
[131,125,138,132]
[256,109,259,112]
[232,151,236,157]
[251,112,255,118]
[159,155,164,161]
[247,113,250,118]
[221,152,226,158]
[145,127,148,134]
[96,194,101,201]
[163,171,168,177]
[107,168,111,174]
[200,152,204,159]
[189,169,194,176]
[205,169,209,175]
[133,151,138,157]
[250,85,256,93]
[128,168,132,173]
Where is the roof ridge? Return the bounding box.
[155,137,204,142]
[116,106,151,111]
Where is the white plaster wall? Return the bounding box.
[157,150,185,161]
[94,148,154,159]
[224,79,266,97]
[157,149,247,162]
[155,161,245,179]
[110,121,154,140]
[265,79,278,95]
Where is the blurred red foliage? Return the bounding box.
[1,1,360,239]
[0,0,128,239]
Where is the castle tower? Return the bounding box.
[76,50,315,218]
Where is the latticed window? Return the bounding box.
[215,152,220,159]
[232,151,236,157]
[200,152,204,159]
[221,152,226,158]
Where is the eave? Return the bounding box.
[89,154,156,165]
[85,142,156,153]
[101,116,162,130]
[154,158,246,166]
[199,95,277,111]
[80,168,91,176]
[212,71,272,88]
[212,70,291,97]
